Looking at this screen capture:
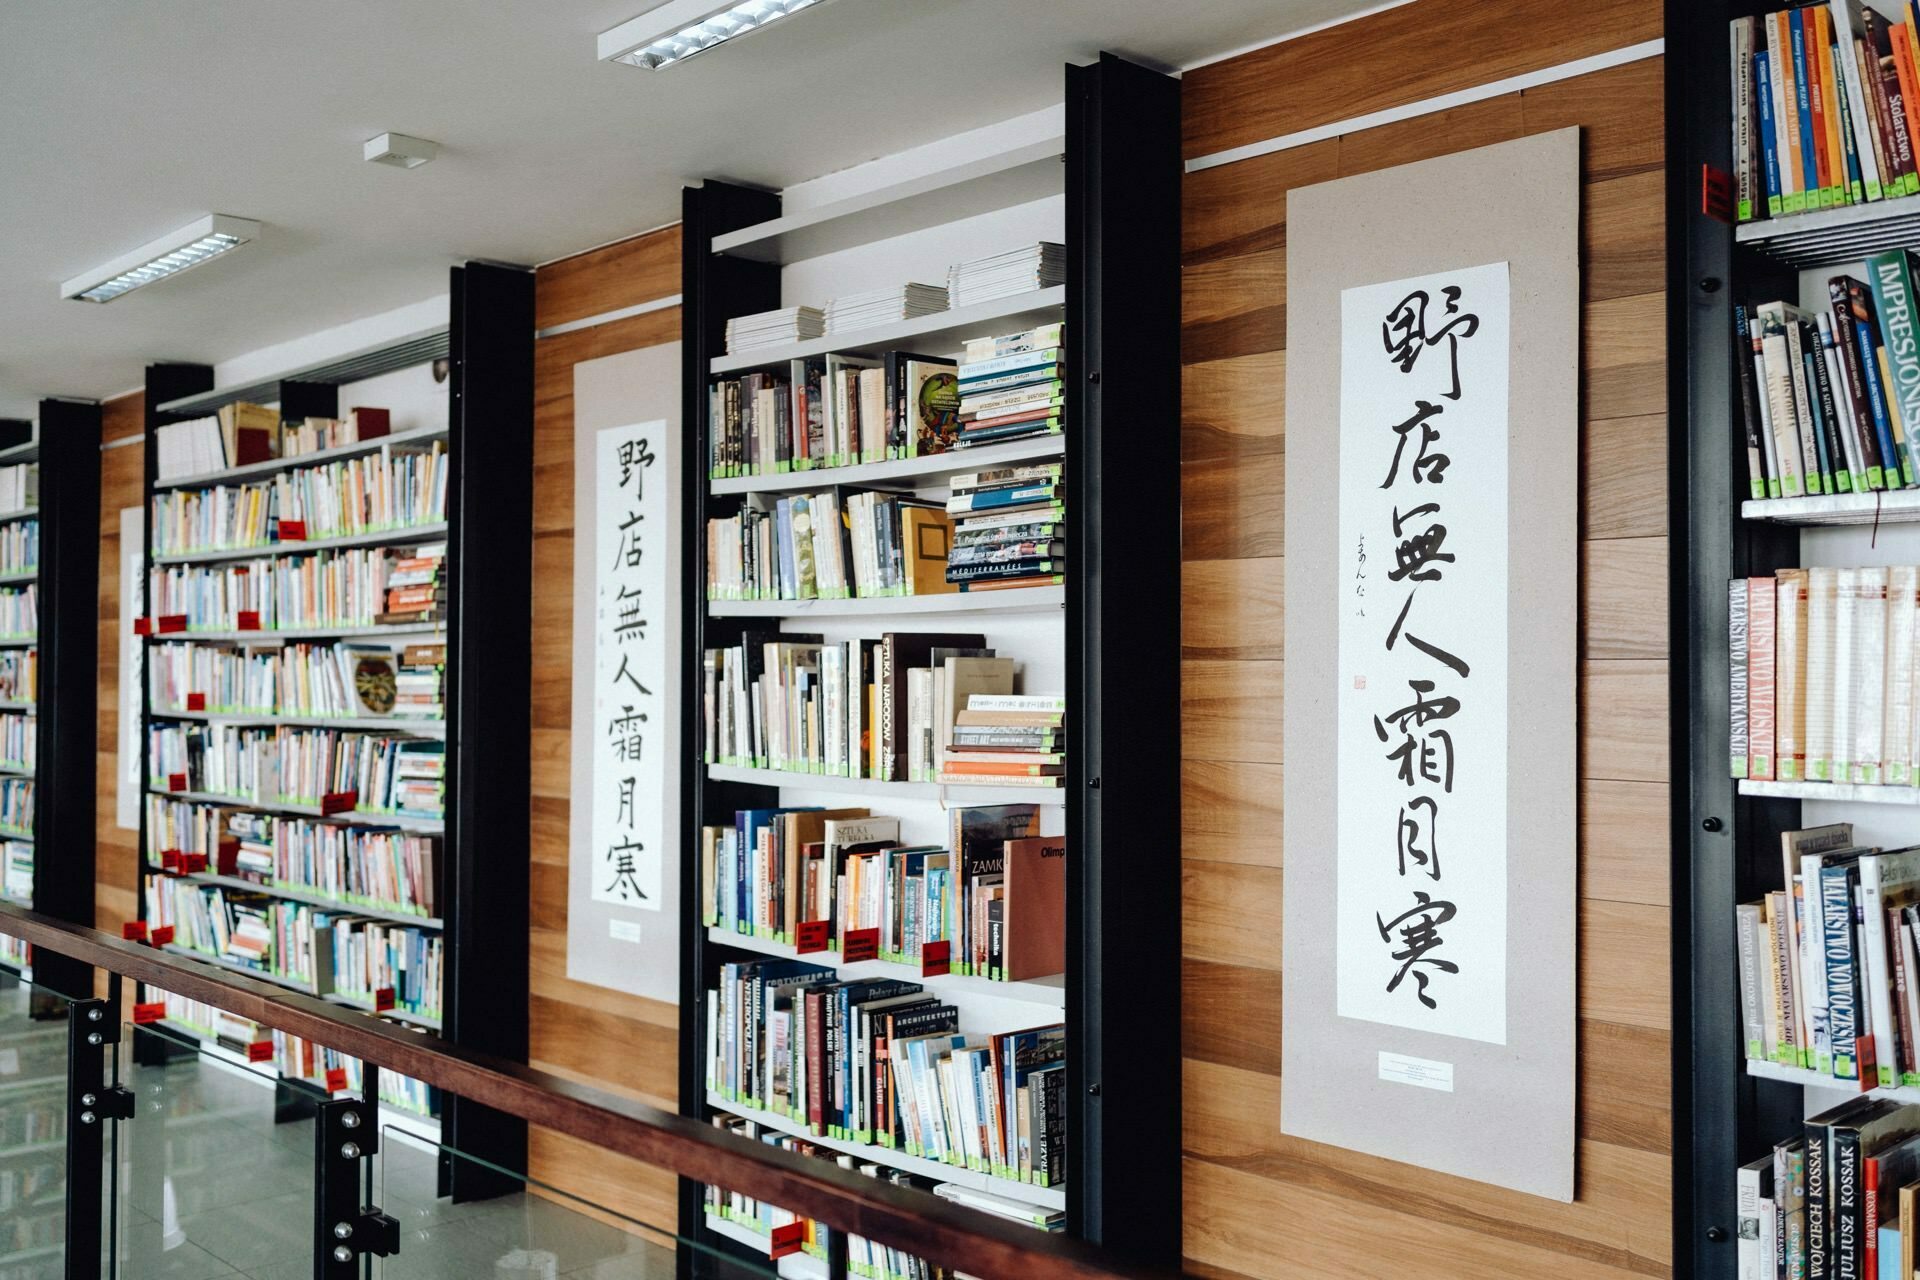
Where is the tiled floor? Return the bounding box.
[0,976,771,1280]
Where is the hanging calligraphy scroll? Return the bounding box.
[568,343,681,1003]
[1281,129,1578,1200]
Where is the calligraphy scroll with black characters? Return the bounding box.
[1282,129,1578,1200]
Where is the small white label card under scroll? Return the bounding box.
[591,420,669,911]
[1281,128,1578,1202]
[1336,262,1509,1045]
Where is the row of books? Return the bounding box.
[1737,1094,1920,1280]
[149,440,447,556]
[1734,262,1920,500]
[0,520,35,578]
[0,713,32,772]
[148,723,445,819]
[719,244,1062,356]
[702,630,1050,782]
[705,488,952,601]
[708,352,961,477]
[2,840,30,903]
[145,795,439,917]
[0,463,36,516]
[148,639,445,720]
[152,989,435,1116]
[945,464,1062,591]
[146,542,443,631]
[1729,568,1920,784]
[705,959,1067,1187]
[0,779,32,837]
[0,586,34,640]
[0,649,33,705]
[144,877,442,1020]
[279,407,398,458]
[153,403,400,479]
[1731,4,1920,222]
[702,803,1064,983]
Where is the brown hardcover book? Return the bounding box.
[879,632,984,781]
[900,506,958,596]
[401,643,446,667]
[779,808,869,938]
[218,401,279,465]
[348,406,392,440]
[1000,836,1066,982]
[939,657,1016,769]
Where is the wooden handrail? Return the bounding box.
[0,903,1163,1280]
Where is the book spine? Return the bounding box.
[1836,1125,1864,1280]
[1789,318,1830,492]
[1827,866,1865,1081]
[1779,575,1808,781]
[1776,890,1804,1064]
[1763,314,1810,497]
[1736,305,1771,497]
[1810,1121,1832,1280]
[1831,282,1887,488]
[1808,11,1837,204]
[1833,32,1867,204]
[1878,12,1920,194]
[1740,902,1766,1058]
[1810,322,1854,491]
[1850,288,1904,488]
[1818,312,1869,491]
[1736,18,1759,219]
[1870,250,1920,485]
[1762,48,1787,216]
[1752,576,1778,781]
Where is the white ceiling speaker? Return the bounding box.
[364,133,439,170]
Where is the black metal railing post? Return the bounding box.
[313,1089,399,1280]
[64,980,132,1280]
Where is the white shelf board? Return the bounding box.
[711,137,1064,266]
[711,436,1063,497]
[154,325,450,417]
[0,571,35,587]
[705,1091,1066,1213]
[1734,192,1920,268]
[0,638,34,650]
[0,763,32,779]
[146,622,446,645]
[1745,1056,1909,1098]
[152,521,449,565]
[1739,778,1920,805]
[0,700,34,713]
[1742,491,1920,526]
[149,709,446,736]
[711,288,1065,375]
[707,585,1062,619]
[706,926,1065,1010]
[701,1213,832,1280]
[149,867,442,929]
[146,785,444,832]
[705,763,1064,807]
[152,425,451,492]
[0,441,39,465]
[0,509,36,528]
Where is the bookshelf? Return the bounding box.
[677,54,1179,1275]
[0,402,101,999]
[132,263,533,1193]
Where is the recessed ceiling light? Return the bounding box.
[61,214,260,304]
[599,0,829,70]
[365,132,439,169]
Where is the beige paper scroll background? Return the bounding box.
[1280,127,1580,1201]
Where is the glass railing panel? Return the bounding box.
[0,963,71,1280]
[375,1125,779,1280]
[113,1004,321,1280]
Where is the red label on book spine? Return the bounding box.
[842,927,880,964]
[182,853,207,874]
[247,1040,274,1063]
[374,987,395,1012]
[160,849,181,872]
[279,520,307,542]
[324,1068,347,1094]
[235,611,261,631]
[133,617,152,636]
[795,920,831,954]
[769,1222,805,1259]
[185,692,206,712]
[920,940,951,978]
[1701,163,1735,223]
[121,922,147,942]
[320,790,357,815]
[168,773,187,793]
[150,926,175,947]
[133,1002,165,1025]
[158,614,187,634]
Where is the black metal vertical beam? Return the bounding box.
[441,261,535,1198]
[278,380,339,424]
[1065,53,1182,1267]
[677,180,782,1276]
[31,399,100,1002]
[1670,4,1804,1275]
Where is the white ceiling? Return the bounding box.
[0,0,1377,418]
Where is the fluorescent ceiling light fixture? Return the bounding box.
[600,0,827,69]
[61,214,260,303]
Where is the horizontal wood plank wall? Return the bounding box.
[1179,5,1669,1276]
[97,392,143,946]
[528,225,684,1230]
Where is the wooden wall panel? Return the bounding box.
[1178,20,1670,1278]
[95,393,143,938]
[524,225,685,1210]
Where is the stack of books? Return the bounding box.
[279,407,391,459]
[1730,5,1920,223]
[947,243,1065,307]
[0,463,37,516]
[394,642,444,719]
[824,282,948,333]
[1734,252,1920,501]
[937,694,1064,790]
[956,323,1063,447]
[945,468,1063,592]
[381,544,445,625]
[725,305,825,355]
